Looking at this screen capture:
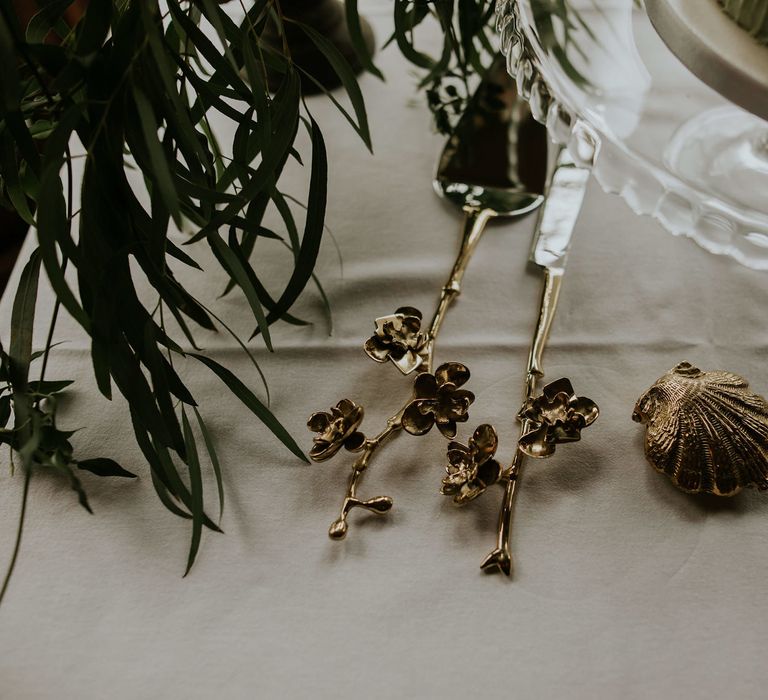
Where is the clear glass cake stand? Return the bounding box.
[495,0,768,269]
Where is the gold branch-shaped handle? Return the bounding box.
[310,206,492,542]
[426,207,494,352]
[480,434,526,576]
[481,268,561,575]
[481,266,598,576]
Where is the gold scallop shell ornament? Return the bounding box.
[633,362,768,496]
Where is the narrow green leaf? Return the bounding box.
[193,407,223,523]
[185,70,300,244]
[208,231,273,351]
[140,5,213,175]
[36,168,90,332]
[141,324,187,456]
[164,303,204,352]
[111,339,173,450]
[166,240,203,271]
[227,229,309,329]
[60,463,93,514]
[344,0,384,80]
[288,62,369,151]
[27,379,73,395]
[8,249,41,390]
[289,19,372,151]
[272,189,300,256]
[174,174,237,205]
[311,271,333,337]
[0,12,39,175]
[132,85,181,226]
[181,408,204,576]
[199,0,238,72]
[392,2,435,70]
[182,61,252,123]
[198,116,225,182]
[190,353,308,463]
[280,190,344,275]
[261,115,327,328]
[150,468,193,522]
[194,299,270,405]
[241,30,271,148]
[30,341,65,363]
[77,458,137,479]
[0,134,34,225]
[90,337,112,400]
[132,408,189,507]
[166,2,250,99]
[131,409,221,533]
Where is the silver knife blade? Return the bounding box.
[529,147,591,274]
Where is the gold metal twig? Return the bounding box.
[314,205,491,540]
[481,268,562,575]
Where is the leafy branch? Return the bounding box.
[0,0,373,597]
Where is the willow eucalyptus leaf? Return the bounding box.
[345,0,384,80]
[193,407,224,524]
[180,408,204,576]
[289,19,372,152]
[189,353,308,464]
[77,458,137,479]
[9,249,41,391]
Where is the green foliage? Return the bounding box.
[0,251,136,602]
[389,0,498,134]
[389,0,591,134]
[0,0,373,593]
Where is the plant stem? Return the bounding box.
[3,140,75,606]
[0,467,32,605]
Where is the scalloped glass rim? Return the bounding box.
[499,0,768,270]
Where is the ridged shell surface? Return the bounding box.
[633,362,768,496]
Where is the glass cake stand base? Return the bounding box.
[666,107,768,219]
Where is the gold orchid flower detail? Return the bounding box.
[307,399,366,462]
[518,378,599,458]
[441,424,503,504]
[364,306,428,375]
[402,362,474,439]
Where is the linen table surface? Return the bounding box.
[1,4,767,699]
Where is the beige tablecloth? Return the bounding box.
[1,6,768,699]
